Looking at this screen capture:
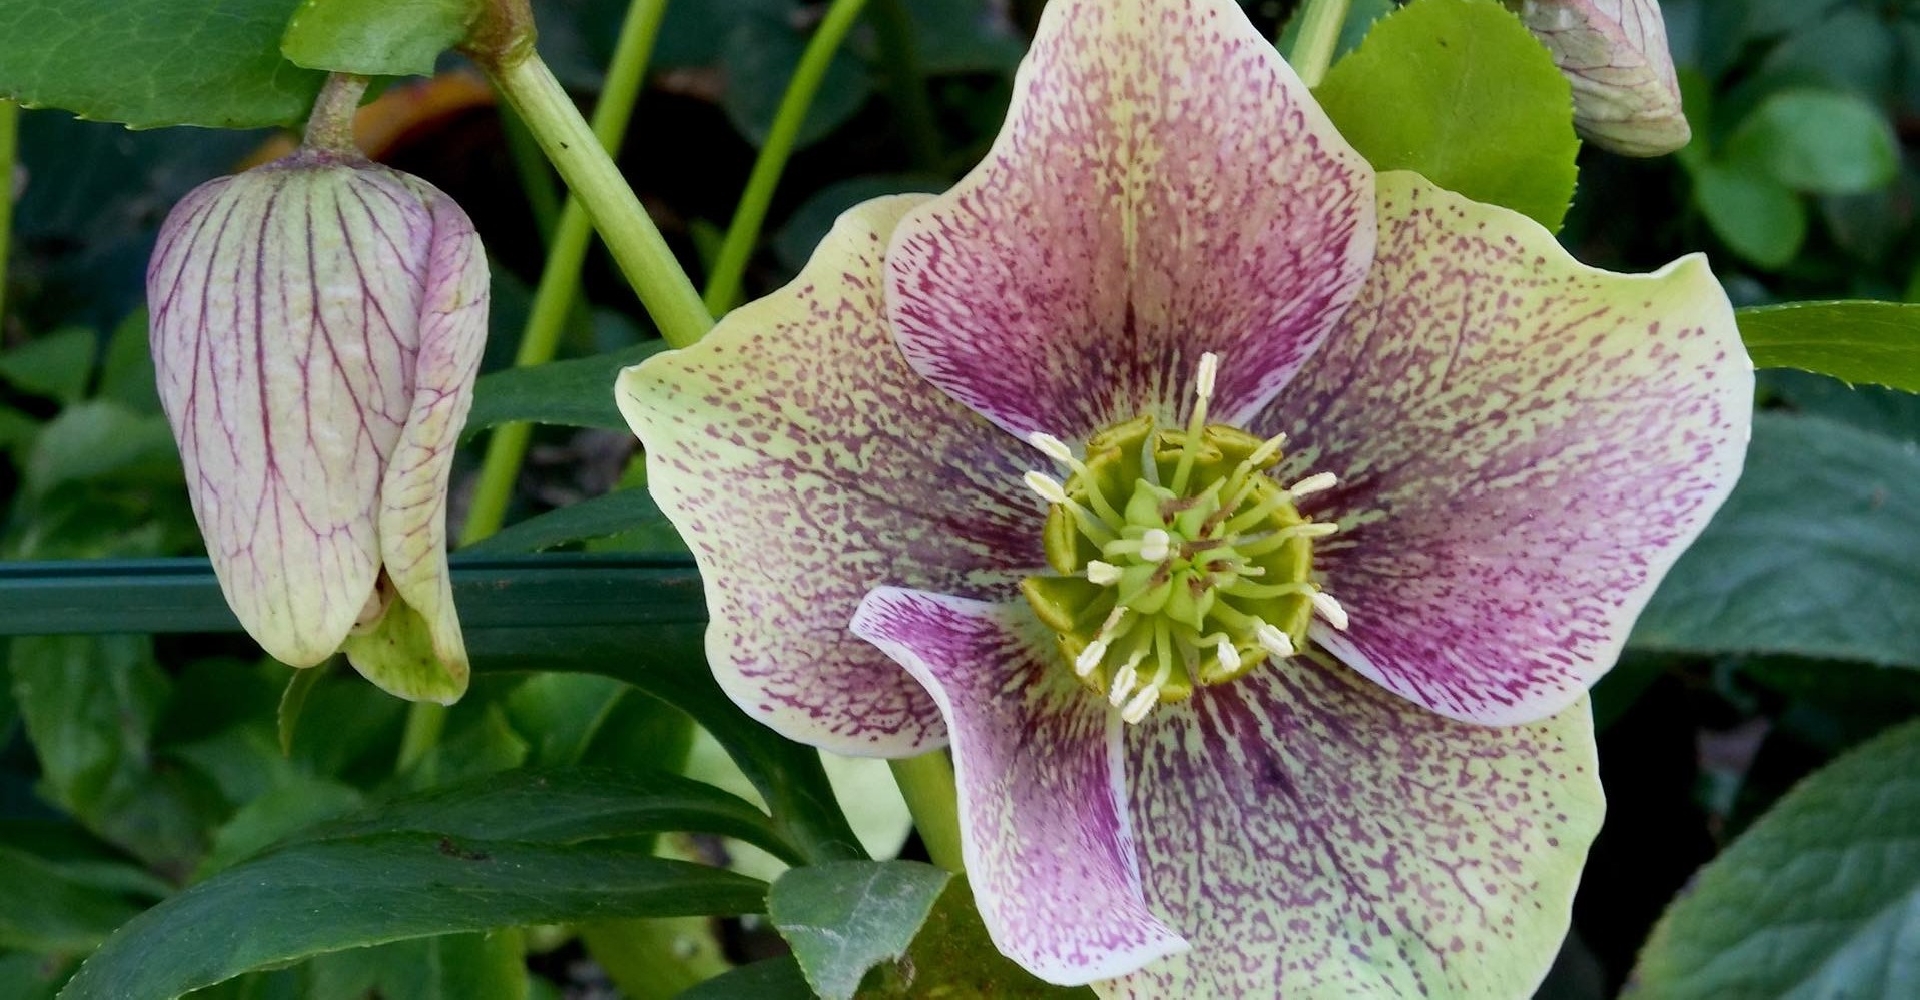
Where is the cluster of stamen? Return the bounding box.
[1020,353,1350,725]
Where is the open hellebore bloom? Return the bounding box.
[1508,0,1691,156]
[620,0,1749,992]
[148,149,487,704]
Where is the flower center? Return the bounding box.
[1019,353,1349,725]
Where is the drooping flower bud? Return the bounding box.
[147,77,487,703]
[1509,0,1690,156]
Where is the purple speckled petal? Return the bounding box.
[149,156,433,668]
[344,179,488,703]
[851,588,1189,985]
[1106,658,1602,997]
[1258,172,1752,725]
[617,197,1045,758]
[886,0,1374,442]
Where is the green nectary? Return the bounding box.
[1020,379,1340,723]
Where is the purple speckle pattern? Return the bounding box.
[851,588,1189,984]
[1256,173,1752,725]
[885,0,1374,442]
[617,198,1045,757]
[1110,660,1603,997]
[148,154,478,674]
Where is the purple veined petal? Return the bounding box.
[616,196,1046,758]
[1105,658,1602,997]
[344,178,488,704]
[885,0,1375,443]
[851,588,1189,985]
[1258,171,1752,726]
[1519,0,1690,156]
[149,157,431,668]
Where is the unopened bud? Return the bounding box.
[1509,0,1690,156]
[149,134,487,704]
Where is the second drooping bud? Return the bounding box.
[1509,0,1690,156]
[147,79,488,703]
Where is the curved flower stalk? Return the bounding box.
[620,0,1750,992]
[1509,0,1691,156]
[148,117,488,704]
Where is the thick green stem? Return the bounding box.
[463,0,674,545]
[889,751,966,873]
[0,100,17,332]
[703,0,872,314]
[302,73,369,154]
[484,51,711,349]
[870,0,942,172]
[1286,0,1352,88]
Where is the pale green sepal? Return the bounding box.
[341,598,466,705]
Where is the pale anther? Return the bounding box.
[1086,560,1123,586]
[1120,686,1159,724]
[1215,636,1242,675]
[1024,470,1070,505]
[1295,521,1340,538]
[1311,590,1350,631]
[1075,639,1110,677]
[1247,432,1288,466]
[1290,472,1338,497]
[1195,351,1220,400]
[1255,622,1295,659]
[1028,432,1077,466]
[1109,663,1139,704]
[1139,528,1172,562]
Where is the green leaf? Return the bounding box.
[468,626,866,865]
[465,343,663,438]
[23,401,180,499]
[502,673,629,767]
[1631,413,1920,669]
[97,310,163,416]
[676,956,812,1000]
[1313,0,1580,230]
[1761,369,1920,446]
[281,0,479,77]
[769,861,951,1000]
[307,931,528,1000]
[296,767,797,864]
[0,845,144,954]
[1631,717,1920,998]
[879,876,1091,998]
[906,0,1025,75]
[722,9,872,149]
[0,328,96,405]
[6,635,168,820]
[1737,300,1920,393]
[0,0,323,129]
[1690,163,1807,270]
[1723,89,1899,195]
[193,777,365,879]
[60,834,765,1000]
[0,952,75,1000]
[460,488,678,556]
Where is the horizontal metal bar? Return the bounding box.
[0,555,704,637]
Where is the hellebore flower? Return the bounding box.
[148,147,487,704]
[619,0,1749,992]
[1508,0,1691,156]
